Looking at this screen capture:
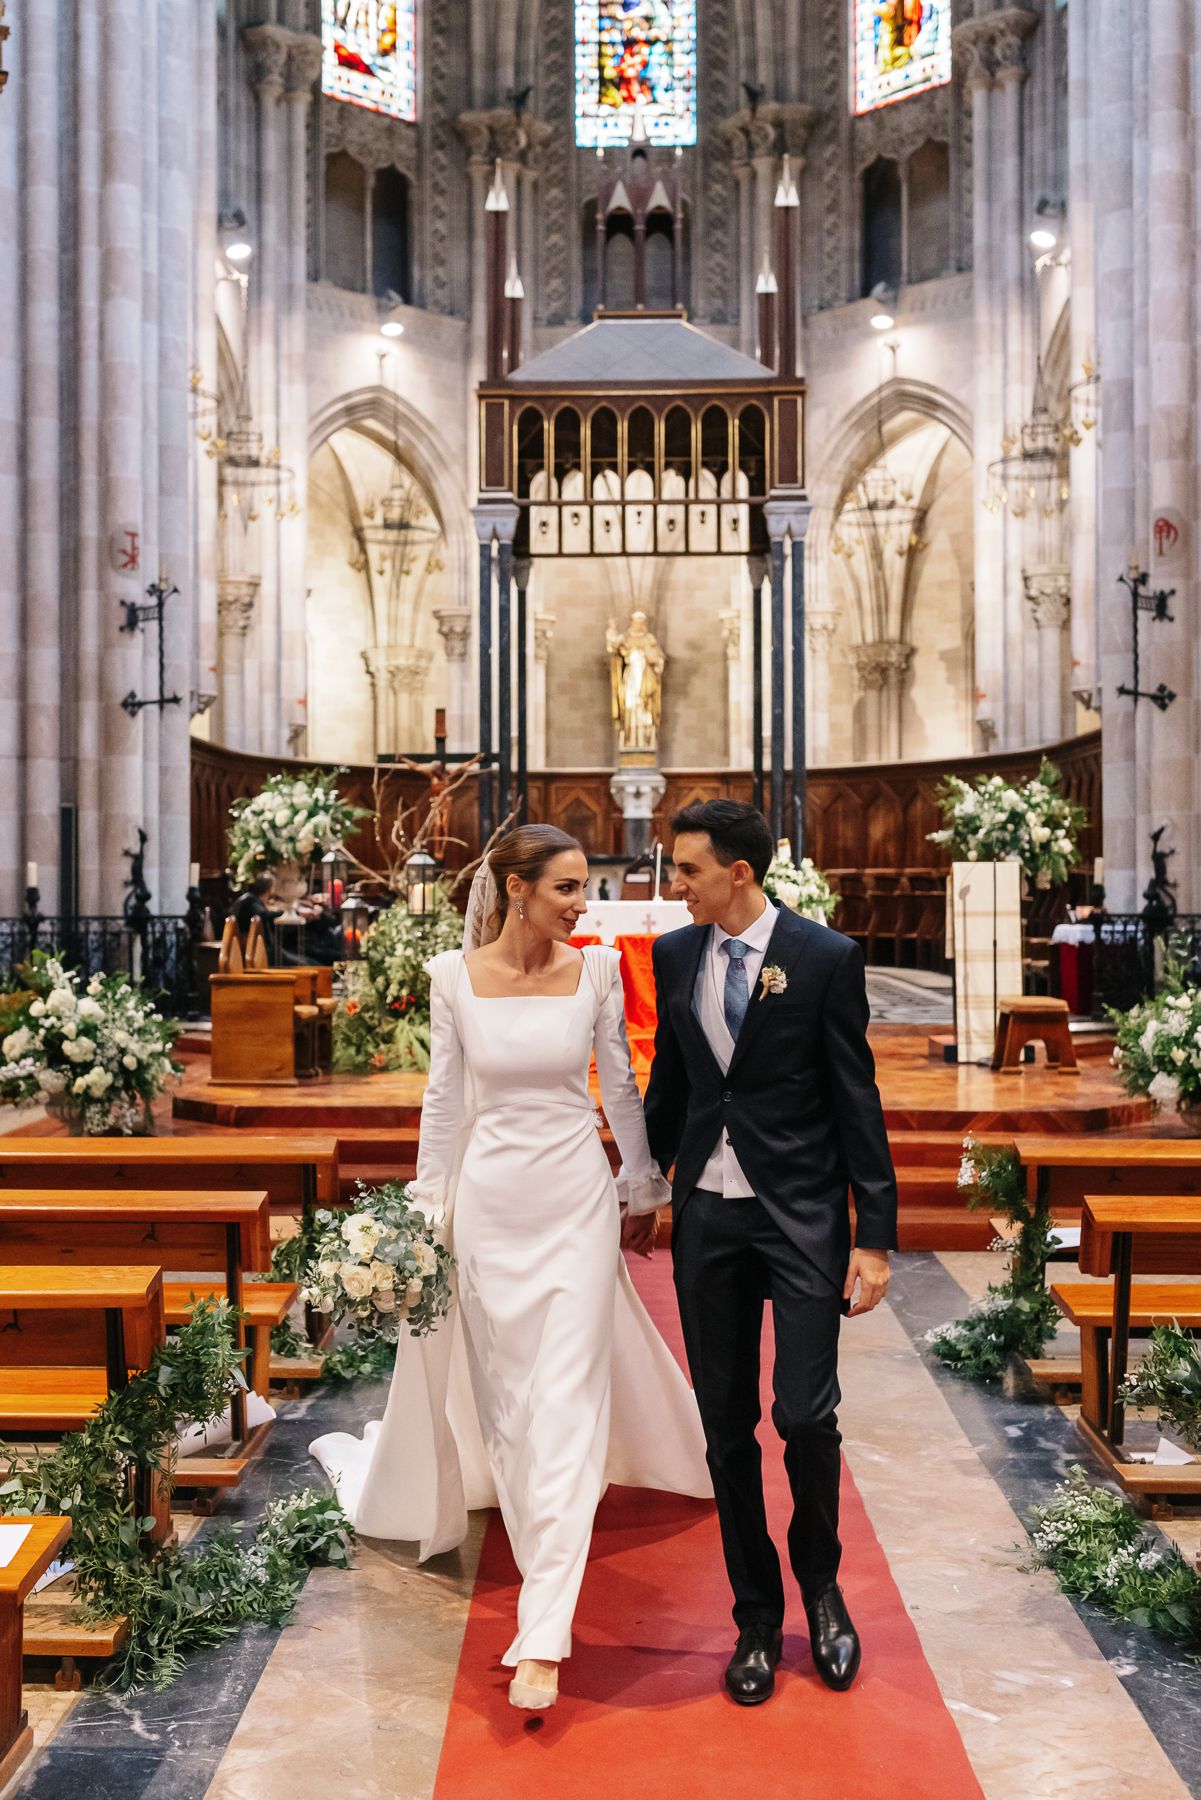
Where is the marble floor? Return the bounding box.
[8,1251,1201,1800]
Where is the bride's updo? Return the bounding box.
[488,824,583,930]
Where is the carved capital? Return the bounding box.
[952,8,1038,92]
[805,611,839,651]
[217,577,259,636]
[323,100,418,173]
[456,109,552,170]
[1023,567,1071,631]
[433,607,473,663]
[285,33,324,102]
[533,613,557,664]
[850,639,913,692]
[190,690,218,720]
[363,644,434,693]
[719,102,821,169]
[243,23,292,98]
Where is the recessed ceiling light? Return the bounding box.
[380,320,405,338]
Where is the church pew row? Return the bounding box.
[0,1515,72,1784]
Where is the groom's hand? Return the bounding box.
[844,1248,890,1317]
[621,1210,659,1258]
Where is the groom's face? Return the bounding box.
[670,832,745,927]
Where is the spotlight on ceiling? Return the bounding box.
[225,240,253,263]
[870,311,895,332]
[1029,226,1058,251]
[380,319,405,339]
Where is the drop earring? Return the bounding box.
[517,898,526,921]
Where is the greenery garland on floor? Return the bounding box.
[1028,1467,1201,1648]
[0,1300,353,1692]
[925,1140,1061,1380]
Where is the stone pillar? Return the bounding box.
[851,642,913,763]
[242,23,289,757]
[1023,569,1072,742]
[532,613,556,769]
[805,612,838,767]
[280,34,322,758]
[719,610,743,768]
[1066,0,1101,715]
[434,607,473,752]
[953,8,1039,751]
[216,579,259,748]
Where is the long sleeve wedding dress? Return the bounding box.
[310,944,710,1666]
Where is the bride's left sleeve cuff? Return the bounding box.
[615,1166,672,1217]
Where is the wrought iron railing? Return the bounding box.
[1092,914,1201,1016]
[0,916,199,1017]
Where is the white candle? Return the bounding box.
[1093,857,1104,886]
[25,862,37,890]
[653,842,663,899]
[189,862,200,888]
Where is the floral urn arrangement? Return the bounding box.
[927,759,1086,889]
[1111,975,1201,1133]
[0,953,181,1135]
[763,841,837,924]
[227,769,366,918]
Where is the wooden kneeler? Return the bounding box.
[991,995,1078,1073]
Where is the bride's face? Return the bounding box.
[512,849,590,943]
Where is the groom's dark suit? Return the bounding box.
[645,906,897,1628]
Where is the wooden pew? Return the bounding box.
[210,970,306,1084]
[1015,1137,1201,1216]
[161,1281,297,1400]
[1052,1193,1201,1513]
[0,1515,71,1787]
[0,1190,274,1451]
[0,1136,338,1218]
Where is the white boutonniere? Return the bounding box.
[759,964,788,1001]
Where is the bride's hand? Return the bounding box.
[621,1209,659,1258]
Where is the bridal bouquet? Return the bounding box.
[927,759,1085,888]
[1110,974,1201,1127]
[763,842,837,922]
[226,769,365,888]
[300,1181,455,1342]
[0,953,180,1135]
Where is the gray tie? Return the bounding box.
[722,937,750,1040]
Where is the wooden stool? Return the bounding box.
[991,995,1078,1074]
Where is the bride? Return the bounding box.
[311,824,710,1710]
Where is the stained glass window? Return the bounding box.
[575,1,698,149]
[853,0,952,115]
[321,0,417,123]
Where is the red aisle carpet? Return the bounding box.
[433,1255,983,1800]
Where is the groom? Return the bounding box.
[640,799,897,1704]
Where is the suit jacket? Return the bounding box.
[644,908,898,1290]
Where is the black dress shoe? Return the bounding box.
[805,1584,861,1691]
[724,1623,783,1705]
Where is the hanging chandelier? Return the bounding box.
[349,353,442,636]
[1062,351,1100,447]
[190,260,296,527]
[984,359,1070,519]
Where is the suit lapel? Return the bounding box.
[674,926,722,1074]
[726,908,804,1078]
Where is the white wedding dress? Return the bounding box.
[310,944,710,1665]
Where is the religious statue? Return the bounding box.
[606,610,665,757]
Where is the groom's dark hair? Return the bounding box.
[670,799,773,886]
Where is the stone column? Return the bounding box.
[216,578,259,748]
[953,8,1039,750]
[1066,0,1101,715]
[434,607,473,752]
[280,35,322,759]
[532,613,556,769]
[850,641,913,763]
[805,612,838,766]
[392,646,435,750]
[1023,569,1072,742]
[242,23,289,757]
[719,610,743,769]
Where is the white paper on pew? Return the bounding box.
[1048,1225,1081,1251]
[176,1390,277,1456]
[0,1522,31,1568]
[1126,1436,1197,1466]
[33,1557,74,1594]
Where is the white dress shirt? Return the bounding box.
[696,897,778,1197]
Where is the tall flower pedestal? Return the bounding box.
[270,860,312,925]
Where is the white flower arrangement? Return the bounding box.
[927,759,1087,888]
[763,842,837,922]
[0,954,180,1134]
[300,1181,455,1342]
[1110,974,1201,1116]
[226,768,366,889]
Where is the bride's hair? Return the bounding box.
[487,824,582,932]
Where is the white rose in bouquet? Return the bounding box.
[340,1263,375,1300]
[1149,1072,1182,1109]
[412,1239,437,1277]
[404,1278,425,1308]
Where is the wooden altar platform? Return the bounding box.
[173,1023,1146,1136]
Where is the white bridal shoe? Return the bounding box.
[509,1662,559,1709]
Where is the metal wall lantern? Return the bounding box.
[404,850,439,916]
